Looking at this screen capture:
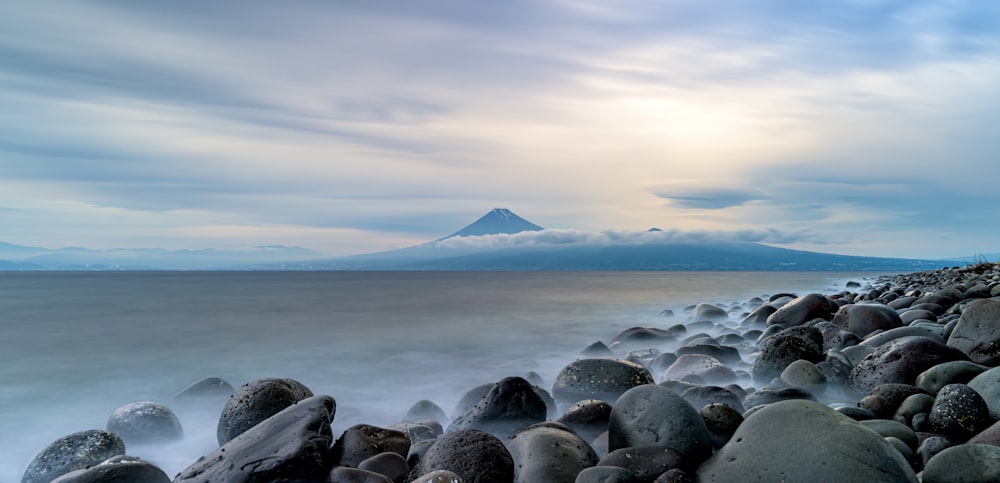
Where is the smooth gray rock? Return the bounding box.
[861,326,944,347]
[680,385,745,414]
[409,429,514,483]
[558,399,612,443]
[105,401,183,446]
[661,354,736,385]
[922,444,1000,483]
[947,299,1000,365]
[174,395,335,483]
[506,424,598,483]
[608,385,711,465]
[833,303,904,338]
[858,419,918,449]
[21,430,125,483]
[848,336,969,394]
[765,293,833,327]
[574,466,639,483]
[328,466,393,483]
[968,366,1000,419]
[700,403,743,449]
[49,455,169,483]
[358,451,409,482]
[696,400,917,482]
[690,304,729,322]
[552,359,654,407]
[405,400,450,425]
[916,360,988,395]
[597,446,684,482]
[216,377,313,445]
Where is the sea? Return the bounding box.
[0,270,887,480]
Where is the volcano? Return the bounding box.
[439,208,544,239]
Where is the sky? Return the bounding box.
[1,1,998,259]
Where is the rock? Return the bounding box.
[858,419,918,449]
[916,361,988,395]
[765,293,833,327]
[447,376,546,439]
[405,400,450,425]
[968,367,1000,419]
[751,325,824,385]
[696,400,917,482]
[388,422,438,446]
[915,436,952,472]
[409,429,514,483]
[859,384,928,419]
[328,467,393,483]
[105,401,183,446]
[927,383,993,442]
[861,326,945,347]
[552,359,654,407]
[612,327,676,347]
[674,344,741,365]
[900,309,938,324]
[895,393,935,425]
[171,376,235,415]
[652,469,693,483]
[740,304,776,328]
[700,403,743,449]
[848,336,969,394]
[779,359,826,391]
[836,406,877,421]
[49,455,170,483]
[608,384,712,465]
[947,299,1000,365]
[582,341,615,358]
[832,303,904,338]
[649,353,679,376]
[21,430,125,483]
[680,386,745,414]
[332,424,410,468]
[557,399,612,442]
[661,354,736,385]
[597,446,684,482]
[452,383,495,419]
[575,466,640,483]
[969,420,1000,446]
[410,470,465,483]
[175,395,335,483]
[814,320,862,351]
[922,444,1000,483]
[505,424,598,483]
[690,304,729,322]
[742,386,815,409]
[358,451,409,482]
[216,377,314,445]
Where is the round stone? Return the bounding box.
[608,384,712,465]
[22,430,126,483]
[551,358,654,407]
[106,401,183,446]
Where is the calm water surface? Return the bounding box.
[0,271,883,479]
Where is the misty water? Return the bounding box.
[0,271,881,480]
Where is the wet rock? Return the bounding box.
[765,293,833,327]
[922,443,1000,482]
[946,298,1000,365]
[21,430,125,483]
[832,303,904,338]
[661,354,736,385]
[848,336,969,394]
[861,326,945,347]
[900,309,938,324]
[557,399,612,442]
[916,360,988,395]
[105,401,183,446]
[409,429,514,483]
[216,377,314,445]
[358,451,409,482]
[405,400,450,425]
[751,325,824,385]
[608,384,712,465]
[696,400,917,482]
[927,383,993,442]
[700,403,743,449]
[814,320,862,351]
[597,446,684,482]
[649,353,678,376]
[505,423,598,483]
[332,424,410,468]
[50,455,169,483]
[175,395,335,483]
[895,393,935,425]
[448,376,547,439]
[552,358,654,407]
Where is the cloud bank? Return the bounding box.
[434,227,814,250]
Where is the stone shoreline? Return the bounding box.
[21,264,1000,482]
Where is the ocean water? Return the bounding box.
[0,270,881,480]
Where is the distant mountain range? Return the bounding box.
[0,209,974,271]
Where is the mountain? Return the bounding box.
[0,243,323,270]
[439,208,543,239]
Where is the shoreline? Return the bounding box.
[19,265,1000,482]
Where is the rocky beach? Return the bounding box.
[19,264,1000,483]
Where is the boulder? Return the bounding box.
[661,354,736,385]
[674,344,741,365]
[690,304,729,322]
[765,293,833,327]
[49,456,169,483]
[332,424,410,468]
[447,376,547,439]
[557,399,612,442]
[105,401,183,446]
[947,298,1000,365]
[833,303,904,338]
[696,400,917,482]
[848,336,969,394]
[927,383,993,442]
[968,366,1000,419]
[680,385,745,414]
[916,360,988,395]
[405,400,450,425]
[751,325,824,385]
[216,377,313,445]
[700,403,743,449]
[551,359,654,407]
[409,429,514,483]
[922,444,1000,483]
[174,395,335,483]
[21,430,125,483]
[452,383,495,420]
[608,385,712,465]
[505,424,598,483]
[358,451,410,482]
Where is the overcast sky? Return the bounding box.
[2,1,998,259]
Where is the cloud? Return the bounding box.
[653,188,761,209]
[434,227,815,250]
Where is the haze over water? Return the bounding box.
[1,270,880,480]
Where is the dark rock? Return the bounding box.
[742,386,815,409]
[858,419,918,449]
[927,383,993,442]
[739,304,776,328]
[575,466,640,483]
[661,354,736,385]
[680,385,745,414]
[608,384,712,465]
[900,309,938,324]
[895,393,935,425]
[49,455,169,483]
[914,436,952,472]
[915,360,988,395]
[174,395,335,483]
[611,327,676,347]
[388,422,438,446]
[652,469,693,483]
[696,400,917,482]
[332,424,410,468]
[598,446,684,482]
[358,451,409,483]
[105,401,183,446]
[778,359,826,392]
[861,326,945,347]
[700,403,743,449]
[452,383,495,420]
[409,470,464,482]
[835,406,877,421]
[406,439,437,470]
[751,325,824,385]
[21,430,125,483]
[649,353,678,376]
[523,371,544,386]
[557,399,612,442]
[447,376,546,439]
[409,429,514,483]
[675,344,741,365]
[505,424,598,483]
[832,303,904,338]
[848,336,969,394]
[921,444,1000,482]
[859,384,927,419]
[329,467,393,483]
[216,377,313,445]
[582,341,615,358]
[814,320,862,351]
[765,293,833,327]
[171,376,235,412]
[405,400,449,425]
[888,296,919,310]
[946,298,1000,365]
[910,302,946,315]
[551,358,654,407]
[690,304,729,322]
